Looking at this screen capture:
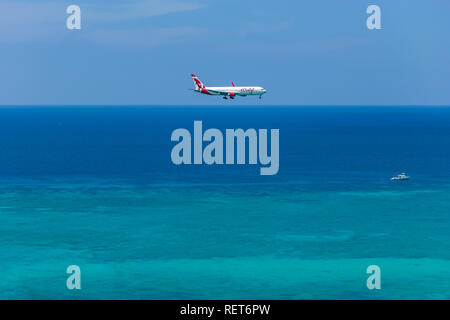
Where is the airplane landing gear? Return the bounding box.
[259,95,262,99]
[223,96,228,100]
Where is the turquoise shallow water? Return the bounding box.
[1,179,449,299]
[0,106,450,299]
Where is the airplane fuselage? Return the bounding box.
[197,86,266,97]
[191,74,267,99]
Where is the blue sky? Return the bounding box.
[0,0,449,105]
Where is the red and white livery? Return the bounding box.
[191,74,267,99]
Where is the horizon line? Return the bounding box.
[1,104,450,108]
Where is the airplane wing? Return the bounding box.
[206,89,238,99]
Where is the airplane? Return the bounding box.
[191,74,267,100]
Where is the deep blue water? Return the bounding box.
[1,106,450,184]
[0,106,449,299]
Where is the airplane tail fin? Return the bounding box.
[191,74,205,90]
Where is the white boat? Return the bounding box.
[391,173,410,181]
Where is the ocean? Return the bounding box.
[0,106,449,299]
